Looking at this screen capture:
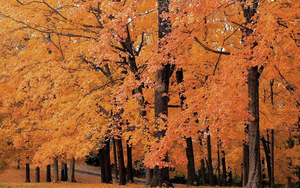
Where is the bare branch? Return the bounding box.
[194,37,231,55]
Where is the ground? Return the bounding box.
[0,164,233,188]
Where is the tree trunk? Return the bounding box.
[150,0,171,187]
[35,166,40,182]
[245,66,261,188]
[25,163,30,183]
[64,163,68,181]
[199,138,206,186]
[207,134,214,186]
[217,141,221,186]
[103,139,112,184]
[46,164,51,182]
[116,136,126,185]
[243,143,249,186]
[113,137,118,182]
[53,157,59,183]
[99,139,112,184]
[146,167,153,185]
[271,129,275,188]
[151,64,170,188]
[261,134,271,187]
[60,162,68,181]
[222,151,227,186]
[176,68,196,186]
[69,157,76,182]
[61,162,66,181]
[287,136,294,188]
[186,137,196,186]
[99,147,106,183]
[150,166,164,187]
[126,141,134,183]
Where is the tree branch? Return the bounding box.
[194,37,231,55]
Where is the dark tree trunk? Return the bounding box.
[126,140,134,183]
[25,163,30,183]
[103,139,112,184]
[287,136,294,188]
[239,0,261,186]
[261,134,271,187]
[53,157,59,183]
[150,166,163,187]
[176,68,195,186]
[271,129,275,188]
[151,63,170,187]
[99,147,106,183]
[113,137,118,181]
[116,136,126,185]
[35,166,40,183]
[186,137,196,186]
[222,151,227,186]
[199,138,206,186]
[245,66,261,188]
[270,80,275,188]
[146,168,153,185]
[99,139,112,184]
[61,162,68,181]
[217,141,221,186]
[150,0,171,186]
[69,157,76,182]
[207,134,214,186]
[46,164,51,182]
[200,159,206,186]
[64,163,68,181]
[61,162,65,181]
[243,143,249,186]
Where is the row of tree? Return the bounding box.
[0,0,300,187]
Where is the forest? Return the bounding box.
[0,0,299,187]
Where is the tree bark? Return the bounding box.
[64,163,68,181]
[243,143,249,186]
[60,162,68,181]
[207,134,214,186]
[53,157,59,183]
[245,66,261,188]
[271,129,275,188]
[25,163,30,183]
[99,139,112,183]
[146,168,153,185]
[261,134,271,187]
[199,138,206,186]
[287,136,294,188]
[217,140,221,186]
[176,68,196,186]
[239,0,261,186]
[69,157,76,182]
[35,166,40,183]
[46,164,51,182]
[113,137,118,181]
[116,136,126,185]
[103,139,112,184]
[150,0,171,186]
[99,147,106,183]
[186,137,196,186]
[151,64,170,187]
[126,140,134,183]
[222,150,227,186]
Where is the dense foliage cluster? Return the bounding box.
[0,0,300,187]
